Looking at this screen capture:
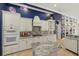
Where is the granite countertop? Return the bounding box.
[20,36,32,39]
[66,35,79,40]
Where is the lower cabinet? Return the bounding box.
[3,38,32,55]
[19,39,27,51]
[26,38,32,49]
[19,38,32,51]
[3,44,19,55]
[64,38,77,53]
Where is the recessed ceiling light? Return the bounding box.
[46,14,50,16]
[20,7,28,12]
[53,4,57,7]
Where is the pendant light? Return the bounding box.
[33,16,41,26]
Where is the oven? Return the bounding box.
[2,26,19,46]
[3,34,19,45]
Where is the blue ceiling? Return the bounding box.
[0,3,62,20]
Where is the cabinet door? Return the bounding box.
[19,39,27,51]
[48,20,55,31]
[20,19,26,31]
[64,38,77,53]
[20,18,32,31]
[26,38,32,49]
[3,44,19,55]
[41,20,48,31]
[3,11,20,27]
[64,39,70,48]
[70,39,77,53]
[25,20,32,31]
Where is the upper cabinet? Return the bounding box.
[2,11,20,27]
[40,20,48,31]
[20,17,32,31]
[41,19,55,32]
[61,15,79,36]
[47,19,55,31]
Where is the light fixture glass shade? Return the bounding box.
[33,16,41,26]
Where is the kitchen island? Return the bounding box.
[64,35,79,55]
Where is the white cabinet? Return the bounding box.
[19,38,32,51]
[64,38,77,53]
[41,20,48,31]
[2,11,20,45]
[20,18,32,31]
[2,11,20,27]
[3,44,19,55]
[19,39,27,51]
[61,15,79,37]
[25,19,32,31]
[26,38,32,49]
[47,19,55,31]
[20,18,26,31]
[2,11,20,55]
